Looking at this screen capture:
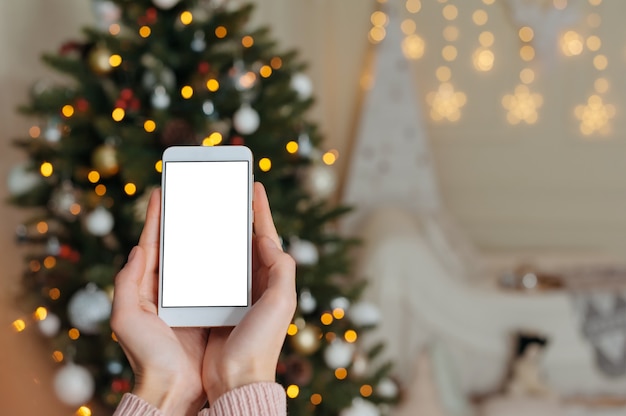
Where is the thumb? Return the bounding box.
[258,236,296,293]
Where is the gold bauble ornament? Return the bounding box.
[92,144,119,177]
[290,324,322,356]
[88,45,113,75]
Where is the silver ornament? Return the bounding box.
[49,181,79,220]
[330,296,350,312]
[304,164,337,199]
[7,163,41,196]
[53,362,95,406]
[340,398,380,416]
[297,132,313,157]
[288,238,318,266]
[324,340,355,369]
[376,377,399,399]
[67,283,112,334]
[85,206,115,236]
[299,289,317,314]
[291,72,313,100]
[151,85,171,110]
[191,30,206,52]
[233,103,260,134]
[151,0,181,9]
[38,313,61,337]
[348,302,381,327]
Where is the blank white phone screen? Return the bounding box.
[161,161,249,307]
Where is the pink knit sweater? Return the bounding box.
[113,382,286,416]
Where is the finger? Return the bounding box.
[138,188,161,265]
[257,236,296,294]
[253,182,282,250]
[111,246,146,325]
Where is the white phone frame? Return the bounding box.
[158,145,253,327]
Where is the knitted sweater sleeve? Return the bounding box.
[113,382,286,416]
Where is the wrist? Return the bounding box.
[134,373,205,416]
[206,363,275,404]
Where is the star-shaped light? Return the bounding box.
[427,82,467,122]
[502,84,543,125]
[575,94,615,136]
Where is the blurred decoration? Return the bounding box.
[84,206,115,236]
[53,362,96,406]
[67,283,112,334]
[7,163,42,196]
[290,324,322,356]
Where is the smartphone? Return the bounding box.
[157,145,253,327]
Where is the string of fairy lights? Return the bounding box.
[369,0,616,137]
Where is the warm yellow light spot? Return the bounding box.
[344,329,358,343]
[112,107,125,122]
[88,170,100,183]
[594,54,608,70]
[321,312,334,325]
[206,79,220,92]
[76,405,92,416]
[442,4,458,20]
[155,160,163,173]
[332,308,345,319]
[112,332,118,342]
[242,35,254,48]
[34,307,48,321]
[12,319,26,332]
[286,385,300,399]
[180,11,193,25]
[37,221,49,234]
[443,25,459,42]
[427,82,467,122]
[502,84,543,125]
[52,351,64,363]
[436,66,451,82]
[323,152,337,166]
[270,57,283,69]
[406,0,421,13]
[70,203,81,215]
[69,328,80,340]
[139,26,151,38]
[109,54,122,67]
[49,288,61,300]
[62,105,75,118]
[519,26,534,42]
[237,71,257,89]
[109,23,121,36]
[95,184,107,196]
[286,141,299,154]
[575,94,615,136]
[442,45,458,62]
[553,0,567,10]
[360,385,373,397]
[124,183,137,196]
[561,31,584,56]
[586,35,601,51]
[479,31,494,47]
[40,162,53,177]
[335,368,348,380]
[310,394,322,405]
[402,34,425,60]
[144,120,156,132]
[203,132,223,146]
[369,26,386,43]
[29,125,41,138]
[589,0,602,5]
[520,68,535,84]
[260,65,272,78]
[371,11,388,27]
[30,260,41,272]
[43,256,56,269]
[181,85,194,99]
[520,45,535,61]
[473,9,488,26]
[259,158,271,172]
[325,332,336,342]
[401,19,416,35]
[587,13,601,28]
[473,48,494,71]
[594,77,609,93]
[287,323,298,336]
[483,0,495,4]
[215,26,227,38]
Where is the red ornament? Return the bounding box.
[59,41,85,56]
[231,136,245,145]
[276,361,287,374]
[75,98,89,112]
[120,89,134,101]
[145,8,158,24]
[198,62,210,74]
[59,245,73,259]
[111,378,131,393]
[129,98,141,111]
[115,99,127,110]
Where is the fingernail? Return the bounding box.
[128,247,138,262]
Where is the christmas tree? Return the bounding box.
[7,0,397,414]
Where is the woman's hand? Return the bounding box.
[202,182,297,404]
[111,189,208,416]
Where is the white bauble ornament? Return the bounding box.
[44,120,62,143]
[67,284,112,334]
[288,238,318,266]
[297,133,313,157]
[324,340,355,369]
[191,30,206,52]
[152,0,181,9]
[299,289,317,314]
[85,206,115,236]
[376,377,399,399]
[330,296,350,312]
[351,351,369,377]
[49,181,79,219]
[38,313,61,337]
[151,85,171,110]
[348,301,381,327]
[291,73,314,100]
[7,164,41,196]
[92,0,121,30]
[304,164,337,199]
[47,236,61,256]
[53,363,95,406]
[233,104,260,135]
[340,398,380,416]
